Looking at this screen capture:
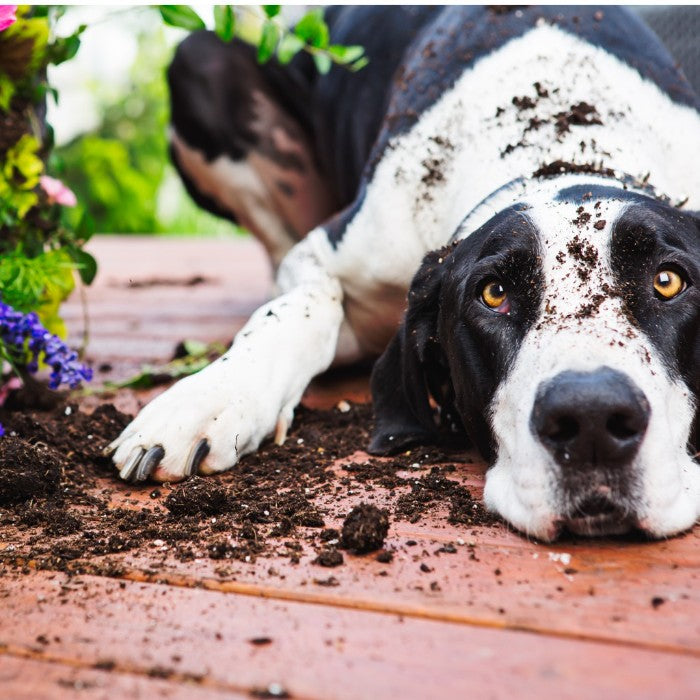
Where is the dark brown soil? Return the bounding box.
[0,390,497,578]
[164,477,231,516]
[314,547,344,567]
[340,503,390,553]
[0,436,62,504]
[554,102,602,135]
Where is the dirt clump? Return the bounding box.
[0,436,63,504]
[341,503,390,553]
[314,547,344,567]
[554,102,602,135]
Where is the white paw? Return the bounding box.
[108,358,292,483]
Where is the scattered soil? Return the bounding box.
[341,503,390,554]
[0,392,497,578]
[554,102,602,135]
[165,477,230,516]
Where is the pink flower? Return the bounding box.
[0,5,17,32]
[40,175,78,207]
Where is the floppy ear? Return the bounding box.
[369,247,462,455]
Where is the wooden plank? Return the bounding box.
[64,236,272,380]
[0,654,244,699]
[1,571,698,699]
[3,454,699,655]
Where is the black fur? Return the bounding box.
[370,206,544,459]
[609,199,700,450]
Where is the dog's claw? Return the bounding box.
[134,445,165,482]
[185,438,210,476]
[119,447,145,482]
[274,417,288,446]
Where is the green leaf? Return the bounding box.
[213,5,235,42]
[294,8,329,48]
[67,247,98,285]
[313,52,332,75]
[47,33,82,66]
[327,44,364,64]
[0,73,16,112]
[276,33,305,64]
[263,5,281,18]
[158,5,205,32]
[257,20,279,64]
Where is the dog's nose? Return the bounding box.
[531,368,650,469]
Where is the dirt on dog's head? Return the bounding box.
[371,181,700,541]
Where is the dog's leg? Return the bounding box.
[167,32,337,267]
[109,233,347,482]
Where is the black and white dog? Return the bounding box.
[109,6,700,541]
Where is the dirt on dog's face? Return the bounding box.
[371,185,700,541]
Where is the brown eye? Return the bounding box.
[482,280,508,309]
[653,269,686,300]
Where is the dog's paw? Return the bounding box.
[107,359,289,483]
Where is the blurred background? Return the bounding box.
[46,5,700,238]
[47,5,250,237]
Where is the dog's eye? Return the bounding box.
[653,269,686,300]
[481,281,509,311]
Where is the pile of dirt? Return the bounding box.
[0,393,497,578]
[0,437,63,504]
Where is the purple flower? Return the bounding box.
[0,297,92,435]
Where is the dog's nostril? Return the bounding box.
[606,412,640,440]
[546,415,579,443]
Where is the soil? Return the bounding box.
[0,436,62,505]
[0,392,498,577]
[532,160,615,179]
[340,504,390,553]
[554,102,602,135]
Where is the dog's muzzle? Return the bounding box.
[530,367,651,534]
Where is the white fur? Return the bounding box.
[328,23,700,309]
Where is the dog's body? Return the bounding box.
[110,6,700,541]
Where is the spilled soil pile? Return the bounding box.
[0,396,497,578]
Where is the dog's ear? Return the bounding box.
[369,248,456,455]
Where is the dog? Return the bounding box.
[108,6,700,541]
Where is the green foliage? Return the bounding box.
[53,27,172,234]
[0,5,93,352]
[154,5,368,72]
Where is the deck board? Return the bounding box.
[2,571,699,700]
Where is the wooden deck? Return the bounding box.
[1,236,699,699]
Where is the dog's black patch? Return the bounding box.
[370,206,544,459]
[609,202,700,447]
[556,184,657,205]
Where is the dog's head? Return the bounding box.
[370,183,700,540]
